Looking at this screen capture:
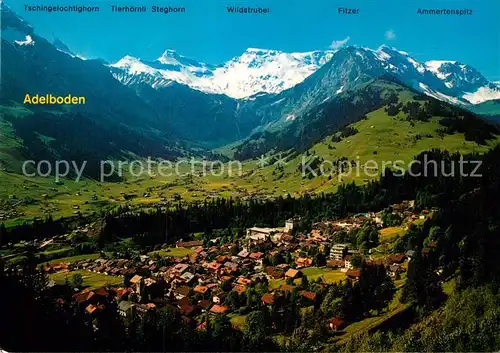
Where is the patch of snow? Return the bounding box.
[425,60,456,73]
[270,98,286,106]
[417,82,463,105]
[210,48,335,98]
[112,56,158,76]
[54,48,86,60]
[14,35,34,46]
[373,49,391,61]
[406,57,426,74]
[462,86,500,104]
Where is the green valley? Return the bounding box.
[1,81,499,228]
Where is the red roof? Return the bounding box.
[261,293,275,305]
[179,304,196,316]
[346,269,361,279]
[264,266,275,275]
[329,317,346,330]
[237,276,252,285]
[206,262,222,271]
[85,304,104,315]
[232,284,247,294]
[196,321,207,331]
[197,299,212,311]
[295,257,313,268]
[285,268,300,278]
[249,252,263,260]
[94,287,108,297]
[175,297,190,308]
[174,286,191,296]
[386,254,406,264]
[177,240,203,248]
[85,304,97,314]
[194,285,209,294]
[72,290,95,304]
[327,259,345,268]
[210,304,229,314]
[279,284,295,293]
[216,255,231,263]
[301,291,317,301]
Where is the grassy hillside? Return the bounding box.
[468,99,500,123]
[0,105,32,170]
[339,286,500,352]
[49,270,122,288]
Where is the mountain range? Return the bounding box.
[111,48,335,99]
[1,2,499,177]
[111,45,500,105]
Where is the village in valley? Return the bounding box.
[12,198,435,340]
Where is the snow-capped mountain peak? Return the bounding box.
[157,49,178,63]
[338,46,500,105]
[245,47,274,53]
[425,60,456,72]
[156,49,190,66]
[209,48,335,98]
[156,49,213,72]
[423,60,500,103]
[114,55,156,75]
[425,60,486,87]
[110,51,215,91]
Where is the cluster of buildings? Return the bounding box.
[42,204,429,331]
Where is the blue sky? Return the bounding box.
[8,0,500,80]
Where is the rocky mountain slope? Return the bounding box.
[0,3,194,176]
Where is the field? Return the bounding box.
[39,246,72,256]
[380,226,406,241]
[49,269,122,288]
[44,253,101,265]
[269,278,286,289]
[228,314,247,328]
[149,247,195,258]
[269,267,346,288]
[301,267,346,284]
[442,278,456,295]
